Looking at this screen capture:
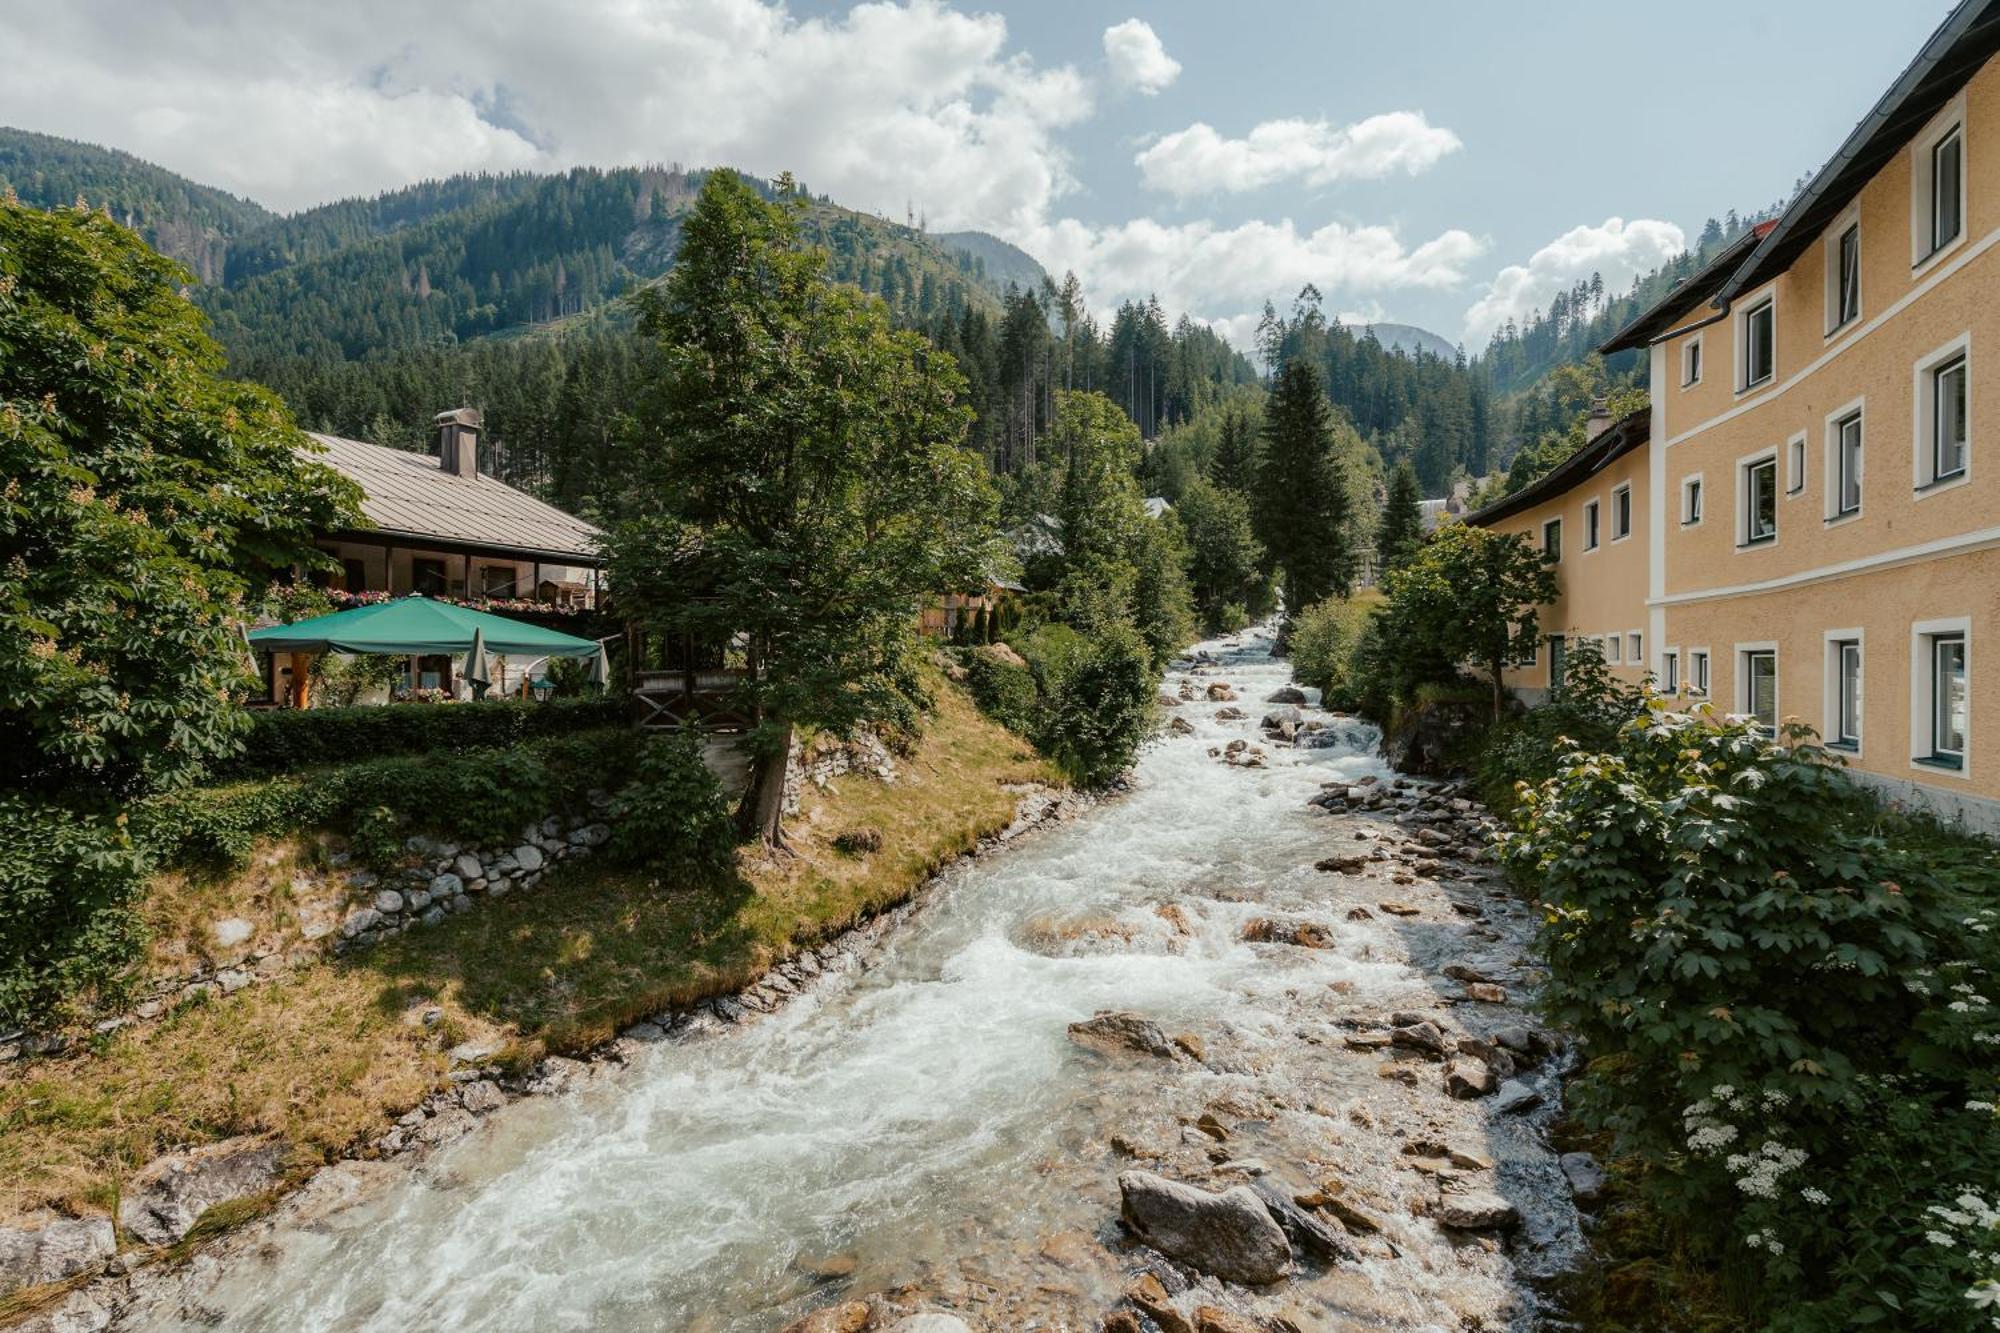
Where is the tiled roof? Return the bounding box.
[307,433,603,564]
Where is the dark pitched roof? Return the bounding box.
[1717,0,2000,304]
[1596,222,1771,355]
[1463,408,1651,529]
[307,433,604,564]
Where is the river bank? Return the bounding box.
[39,629,1594,1333]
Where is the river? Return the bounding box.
[121,629,1583,1332]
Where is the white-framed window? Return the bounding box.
[1548,634,1568,691]
[1786,433,1807,495]
[1826,400,1864,519]
[1628,631,1642,663]
[1682,335,1704,387]
[1689,648,1711,698]
[1738,294,1776,391]
[1913,98,1968,271]
[1826,215,1861,334]
[1542,516,1563,561]
[1914,336,1970,493]
[1610,484,1633,541]
[1605,633,1622,664]
[1739,451,1779,546]
[1662,648,1681,693]
[1582,499,1600,551]
[1737,643,1779,734]
[1910,617,1971,776]
[1681,473,1704,526]
[1824,629,1863,752]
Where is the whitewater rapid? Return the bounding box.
[121,628,1579,1331]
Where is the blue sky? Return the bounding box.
[0,0,1956,352]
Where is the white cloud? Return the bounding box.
[0,0,1091,232]
[1027,214,1484,353]
[1136,111,1462,198]
[1463,216,1686,345]
[1102,19,1181,96]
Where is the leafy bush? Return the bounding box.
[0,798,152,1029]
[1009,623,1088,696]
[217,695,627,777]
[1039,623,1155,788]
[605,731,737,876]
[1502,704,2000,1328]
[964,648,1038,736]
[1286,594,1379,707]
[1473,639,1640,811]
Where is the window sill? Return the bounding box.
[1825,739,1860,754]
[1914,754,1966,775]
[1736,535,1777,550]
[1913,235,1966,279]
[1736,376,1775,398]
[1823,316,1860,342]
[1914,471,1970,498]
[1824,509,1863,528]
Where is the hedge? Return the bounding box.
[215,695,628,777]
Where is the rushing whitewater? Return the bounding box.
[123,630,1582,1331]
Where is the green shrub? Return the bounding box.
[1010,624,1088,696]
[604,731,738,876]
[1039,623,1155,788]
[964,649,1038,736]
[1286,594,1378,707]
[1503,705,2000,1328]
[217,695,626,777]
[0,798,153,1029]
[1474,639,1640,811]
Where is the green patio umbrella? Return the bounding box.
[465,627,493,700]
[248,595,602,661]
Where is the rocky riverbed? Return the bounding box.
[60,629,1590,1333]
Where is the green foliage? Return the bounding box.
[1039,623,1155,789]
[1500,363,1649,496]
[308,652,405,708]
[1254,358,1354,616]
[0,797,153,1030]
[1176,477,1267,634]
[604,731,738,876]
[1473,638,1640,810]
[217,696,627,777]
[1502,707,2000,1328]
[1286,595,1379,709]
[964,648,1038,736]
[1131,514,1197,669]
[0,197,362,798]
[1376,459,1425,573]
[1372,521,1557,718]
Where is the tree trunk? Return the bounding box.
[1491,654,1506,721]
[735,721,794,847]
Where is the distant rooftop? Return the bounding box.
[307,433,603,564]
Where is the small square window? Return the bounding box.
[1682,338,1703,387]
[1662,650,1680,693]
[1628,632,1642,663]
[1605,634,1622,664]
[1611,485,1632,540]
[1542,517,1562,561]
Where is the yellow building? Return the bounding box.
[1465,406,1654,702]
[1579,1,2000,830]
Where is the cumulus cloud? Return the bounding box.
[1136,111,1462,198]
[1102,19,1181,95]
[1027,214,1484,354]
[0,0,1090,231]
[1463,216,1687,345]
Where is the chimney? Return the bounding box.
[1584,397,1614,441]
[434,407,483,478]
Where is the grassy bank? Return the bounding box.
[0,682,1054,1227]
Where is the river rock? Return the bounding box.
[1314,853,1369,874]
[1193,1309,1264,1333]
[1241,918,1334,949]
[0,1213,115,1288]
[1205,683,1237,701]
[1560,1151,1606,1202]
[1266,686,1308,705]
[884,1317,974,1333]
[513,844,545,873]
[1250,1178,1358,1263]
[1389,1020,1448,1056]
[119,1136,285,1245]
[1168,716,1195,736]
[1116,1171,1292,1284]
[339,907,381,938]
[1214,706,1246,721]
[1437,1188,1519,1230]
[1444,1059,1496,1099]
[373,890,404,915]
[1493,1079,1542,1114]
[1068,1011,1181,1060]
[781,1302,871,1333]
[427,872,463,899]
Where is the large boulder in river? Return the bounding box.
[1266,686,1308,705]
[119,1136,285,1245]
[1117,1171,1293,1284]
[1068,1011,1181,1060]
[1205,682,1237,701]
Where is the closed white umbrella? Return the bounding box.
[588,641,610,688]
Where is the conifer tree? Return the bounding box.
[1253,359,1353,624]
[1377,459,1425,575]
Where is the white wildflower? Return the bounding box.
[1800,1186,1830,1205]
[1930,1230,1960,1248]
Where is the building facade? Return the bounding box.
[1477,1,2000,830]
